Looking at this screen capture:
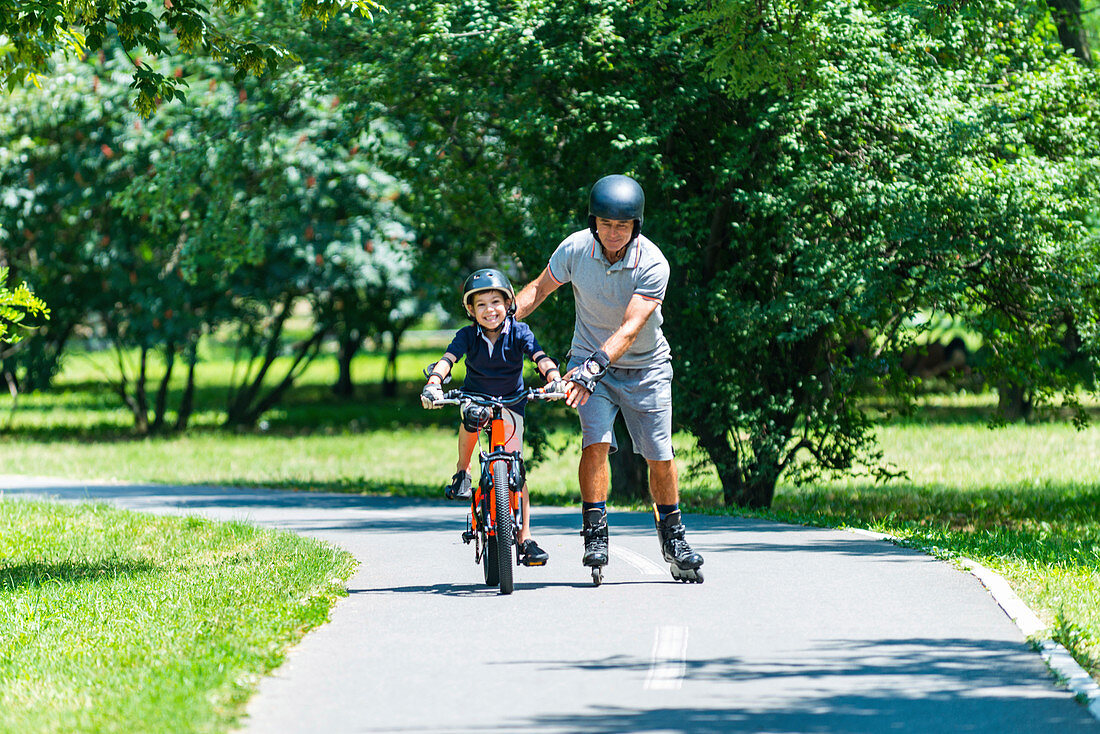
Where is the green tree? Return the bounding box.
[351,0,1100,507]
[2,46,420,430]
[0,54,139,393]
[0,0,381,115]
[658,1,1096,91]
[315,226,430,398]
[118,58,420,426]
[0,266,47,346]
[0,53,229,428]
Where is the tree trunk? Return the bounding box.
[694,421,745,506]
[333,333,359,397]
[609,414,650,504]
[694,421,780,508]
[225,329,326,427]
[225,294,293,423]
[742,439,782,509]
[131,346,150,434]
[382,326,409,398]
[1049,0,1092,65]
[723,462,778,509]
[151,343,176,432]
[998,382,1033,422]
[176,342,198,431]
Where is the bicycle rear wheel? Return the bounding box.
[492,459,514,595]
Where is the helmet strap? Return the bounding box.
[588,215,601,245]
[479,315,508,336]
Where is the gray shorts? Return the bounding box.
[568,357,675,461]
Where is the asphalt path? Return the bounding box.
[2,475,1097,734]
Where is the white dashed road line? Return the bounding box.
[644,625,690,690]
[609,545,667,576]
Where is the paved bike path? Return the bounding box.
[2,475,1097,733]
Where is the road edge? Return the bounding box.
[848,527,1100,722]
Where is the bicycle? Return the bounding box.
[429,386,564,595]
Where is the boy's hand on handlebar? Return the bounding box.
[544,378,567,395]
[421,383,444,409]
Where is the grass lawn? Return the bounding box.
[2,345,1098,698]
[0,499,356,733]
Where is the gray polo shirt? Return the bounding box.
[547,229,672,369]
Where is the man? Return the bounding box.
[513,174,704,583]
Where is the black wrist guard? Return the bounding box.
[572,350,610,392]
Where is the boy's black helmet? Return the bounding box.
[588,174,644,242]
[462,268,515,320]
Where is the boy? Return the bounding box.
[421,268,563,566]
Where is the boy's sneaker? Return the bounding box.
[444,471,472,500]
[518,539,549,566]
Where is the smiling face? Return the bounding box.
[594,217,635,256]
[469,290,510,331]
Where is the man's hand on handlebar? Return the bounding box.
[561,366,592,409]
[560,350,608,409]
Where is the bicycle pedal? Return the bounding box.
[461,531,476,543]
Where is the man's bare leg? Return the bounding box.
[579,443,611,574]
[647,457,703,582]
[579,443,611,503]
[647,458,678,505]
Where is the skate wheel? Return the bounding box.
[671,566,704,584]
[592,567,603,586]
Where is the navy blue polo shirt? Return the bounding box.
[444,318,548,412]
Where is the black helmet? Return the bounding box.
[588,174,644,241]
[462,268,515,320]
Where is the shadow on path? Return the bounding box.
[350,578,672,596]
[488,637,1092,734]
[0,558,158,590]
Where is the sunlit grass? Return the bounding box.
[0,499,356,733]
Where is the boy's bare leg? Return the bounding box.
[516,482,550,565]
[444,427,479,500]
[516,484,533,543]
[456,427,478,473]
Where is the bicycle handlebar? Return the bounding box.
[431,387,565,408]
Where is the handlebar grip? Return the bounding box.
[535,391,566,400]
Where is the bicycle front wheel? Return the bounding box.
[492,459,514,595]
[478,486,499,587]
